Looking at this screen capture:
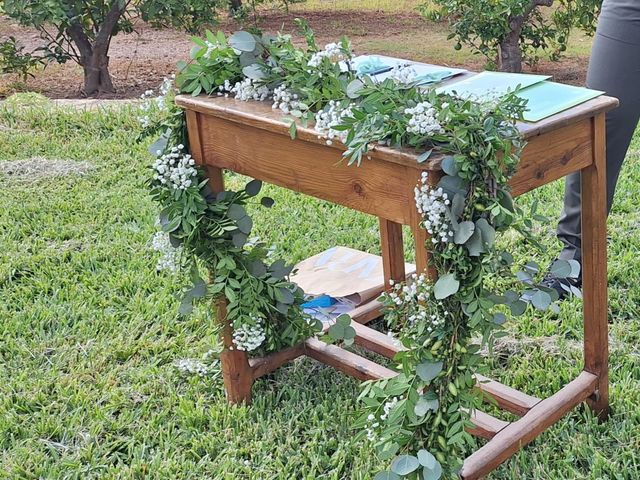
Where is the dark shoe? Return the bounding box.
[540,273,582,301]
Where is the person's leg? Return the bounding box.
[556,31,640,265]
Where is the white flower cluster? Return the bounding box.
[152,144,197,190]
[151,231,181,273]
[389,64,417,85]
[308,42,348,68]
[272,84,303,114]
[217,79,233,97]
[137,76,174,128]
[387,273,431,307]
[174,349,219,377]
[232,314,266,352]
[404,101,444,136]
[314,100,354,145]
[386,274,450,333]
[231,78,271,102]
[174,358,210,376]
[415,172,453,243]
[381,396,400,421]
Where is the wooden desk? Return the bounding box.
[175,92,618,479]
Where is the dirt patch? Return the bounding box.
[0,157,93,182]
[0,10,589,100]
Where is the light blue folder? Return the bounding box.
[516,81,604,122]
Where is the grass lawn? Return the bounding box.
[1,97,640,479]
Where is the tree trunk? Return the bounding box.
[498,0,554,73]
[64,1,124,97]
[82,52,115,95]
[499,30,523,73]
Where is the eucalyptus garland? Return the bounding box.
[142,20,581,480]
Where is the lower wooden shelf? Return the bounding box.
[246,299,599,478]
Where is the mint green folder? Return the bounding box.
[436,71,550,98]
[516,81,604,122]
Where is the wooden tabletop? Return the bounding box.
[175,79,617,170]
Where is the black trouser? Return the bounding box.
[557,0,640,263]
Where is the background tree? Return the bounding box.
[424,0,602,72]
[2,0,226,95]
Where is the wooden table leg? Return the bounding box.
[380,218,406,289]
[187,110,253,404]
[217,297,254,404]
[581,112,609,419]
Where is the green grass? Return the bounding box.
[1,98,640,479]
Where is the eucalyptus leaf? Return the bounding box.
[261,196,275,208]
[168,233,183,248]
[178,298,193,316]
[415,397,439,416]
[245,179,263,196]
[275,302,289,314]
[148,135,168,156]
[242,64,265,80]
[248,260,267,277]
[391,455,420,476]
[465,228,483,256]
[437,175,469,197]
[232,232,247,248]
[417,449,436,469]
[510,300,527,316]
[191,278,207,298]
[550,259,572,278]
[434,273,459,299]
[475,218,496,247]
[492,312,507,325]
[441,155,459,176]
[373,472,400,480]
[417,149,433,164]
[336,314,351,326]
[277,287,295,305]
[347,79,364,99]
[328,322,346,340]
[237,216,253,234]
[422,461,442,480]
[454,221,475,245]
[416,361,443,382]
[567,259,581,278]
[451,193,465,218]
[227,203,246,220]
[228,31,256,52]
[239,51,258,67]
[531,290,552,311]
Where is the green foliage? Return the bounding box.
[0,36,44,80]
[2,0,227,92]
[2,90,640,480]
[425,0,602,70]
[146,22,583,478]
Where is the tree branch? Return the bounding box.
[94,0,129,56]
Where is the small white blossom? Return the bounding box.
[313,100,354,143]
[388,64,417,85]
[231,78,271,102]
[414,171,452,243]
[307,42,348,67]
[272,84,303,114]
[151,231,181,272]
[232,314,266,352]
[137,77,174,127]
[152,144,197,190]
[174,358,210,376]
[404,101,444,136]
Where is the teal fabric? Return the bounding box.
[356,57,391,75]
